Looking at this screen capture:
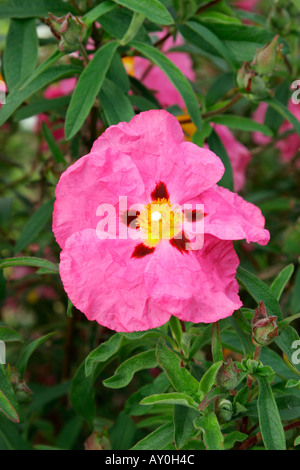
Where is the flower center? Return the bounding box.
[137,198,182,248]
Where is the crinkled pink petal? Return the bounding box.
[194,184,270,245]
[92,110,224,204]
[59,229,171,332]
[53,148,146,249]
[213,124,251,192]
[144,236,242,323]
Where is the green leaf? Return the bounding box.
[99,78,135,126]
[14,95,71,121]
[198,361,222,400]
[113,0,174,25]
[210,114,273,136]
[223,431,247,449]
[0,65,80,126]
[41,122,66,164]
[255,375,286,450]
[110,411,136,450]
[100,7,150,43]
[19,50,65,91]
[141,392,199,409]
[0,327,22,343]
[295,435,300,446]
[194,412,224,450]
[212,322,223,363]
[131,422,174,450]
[270,264,294,301]
[3,18,38,90]
[156,341,199,399]
[180,21,236,67]
[82,1,116,25]
[0,416,29,449]
[0,365,21,423]
[291,267,300,315]
[276,326,300,374]
[130,41,201,129]
[0,257,59,273]
[70,361,98,425]
[168,316,183,349]
[0,0,76,18]
[107,51,130,93]
[207,129,233,191]
[174,406,199,449]
[120,12,146,45]
[236,266,282,319]
[264,80,289,134]
[16,332,56,378]
[14,199,55,254]
[206,72,235,108]
[103,350,157,389]
[264,97,300,138]
[65,41,118,139]
[227,310,254,356]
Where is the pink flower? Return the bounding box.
[233,0,260,11]
[53,110,269,332]
[213,124,251,192]
[253,101,300,161]
[133,33,195,108]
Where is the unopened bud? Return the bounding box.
[215,358,241,391]
[252,36,283,76]
[251,301,278,346]
[84,431,111,450]
[219,399,233,422]
[47,13,87,53]
[10,370,32,404]
[236,63,270,100]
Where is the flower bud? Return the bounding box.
[252,36,283,76]
[251,301,278,346]
[47,13,87,53]
[236,63,270,100]
[215,358,241,391]
[218,399,233,422]
[84,431,111,450]
[10,370,33,404]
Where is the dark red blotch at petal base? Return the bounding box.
[120,210,140,228]
[151,181,169,201]
[184,209,207,222]
[170,232,190,254]
[131,243,155,259]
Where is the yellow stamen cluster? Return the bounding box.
[137,198,183,248]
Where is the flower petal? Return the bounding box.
[92,110,224,203]
[53,148,146,248]
[144,236,242,323]
[197,185,270,245]
[59,229,171,332]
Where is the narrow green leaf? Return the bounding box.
[18,50,65,91]
[295,435,300,446]
[131,422,174,450]
[65,41,118,139]
[0,65,80,126]
[14,199,55,254]
[291,267,300,315]
[99,78,135,125]
[224,431,247,449]
[130,41,201,129]
[156,341,199,399]
[16,332,56,377]
[120,12,145,45]
[169,316,183,348]
[210,114,273,136]
[270,264,294,301]
[141,392,198,409]
[276,326,300,374]
[0,415,29,449]
[107,52,130,93]
[207,129,233,191]
[0,327,22,343]
[182,21,236,67]
[227,310,254,356]
[103,350,157,389]
[256,375,286,450]
[113,0,174,25]
[265,97,300,138]
[0,257,59,273]
[198,361,222,400]
[264,80,289,133]
[3,18,38,90]
[194,413,224,450]
[236,266,282,319]
[41,122,66,164]
[174,406,199,449]
[0,365,21,423]
[82,1,116,25]
[70,361,97,425]
[111,411,136,450]
[0,0,76,18]
[212,322,223,363]
[14,95,71,121]
[206,72,235,108]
